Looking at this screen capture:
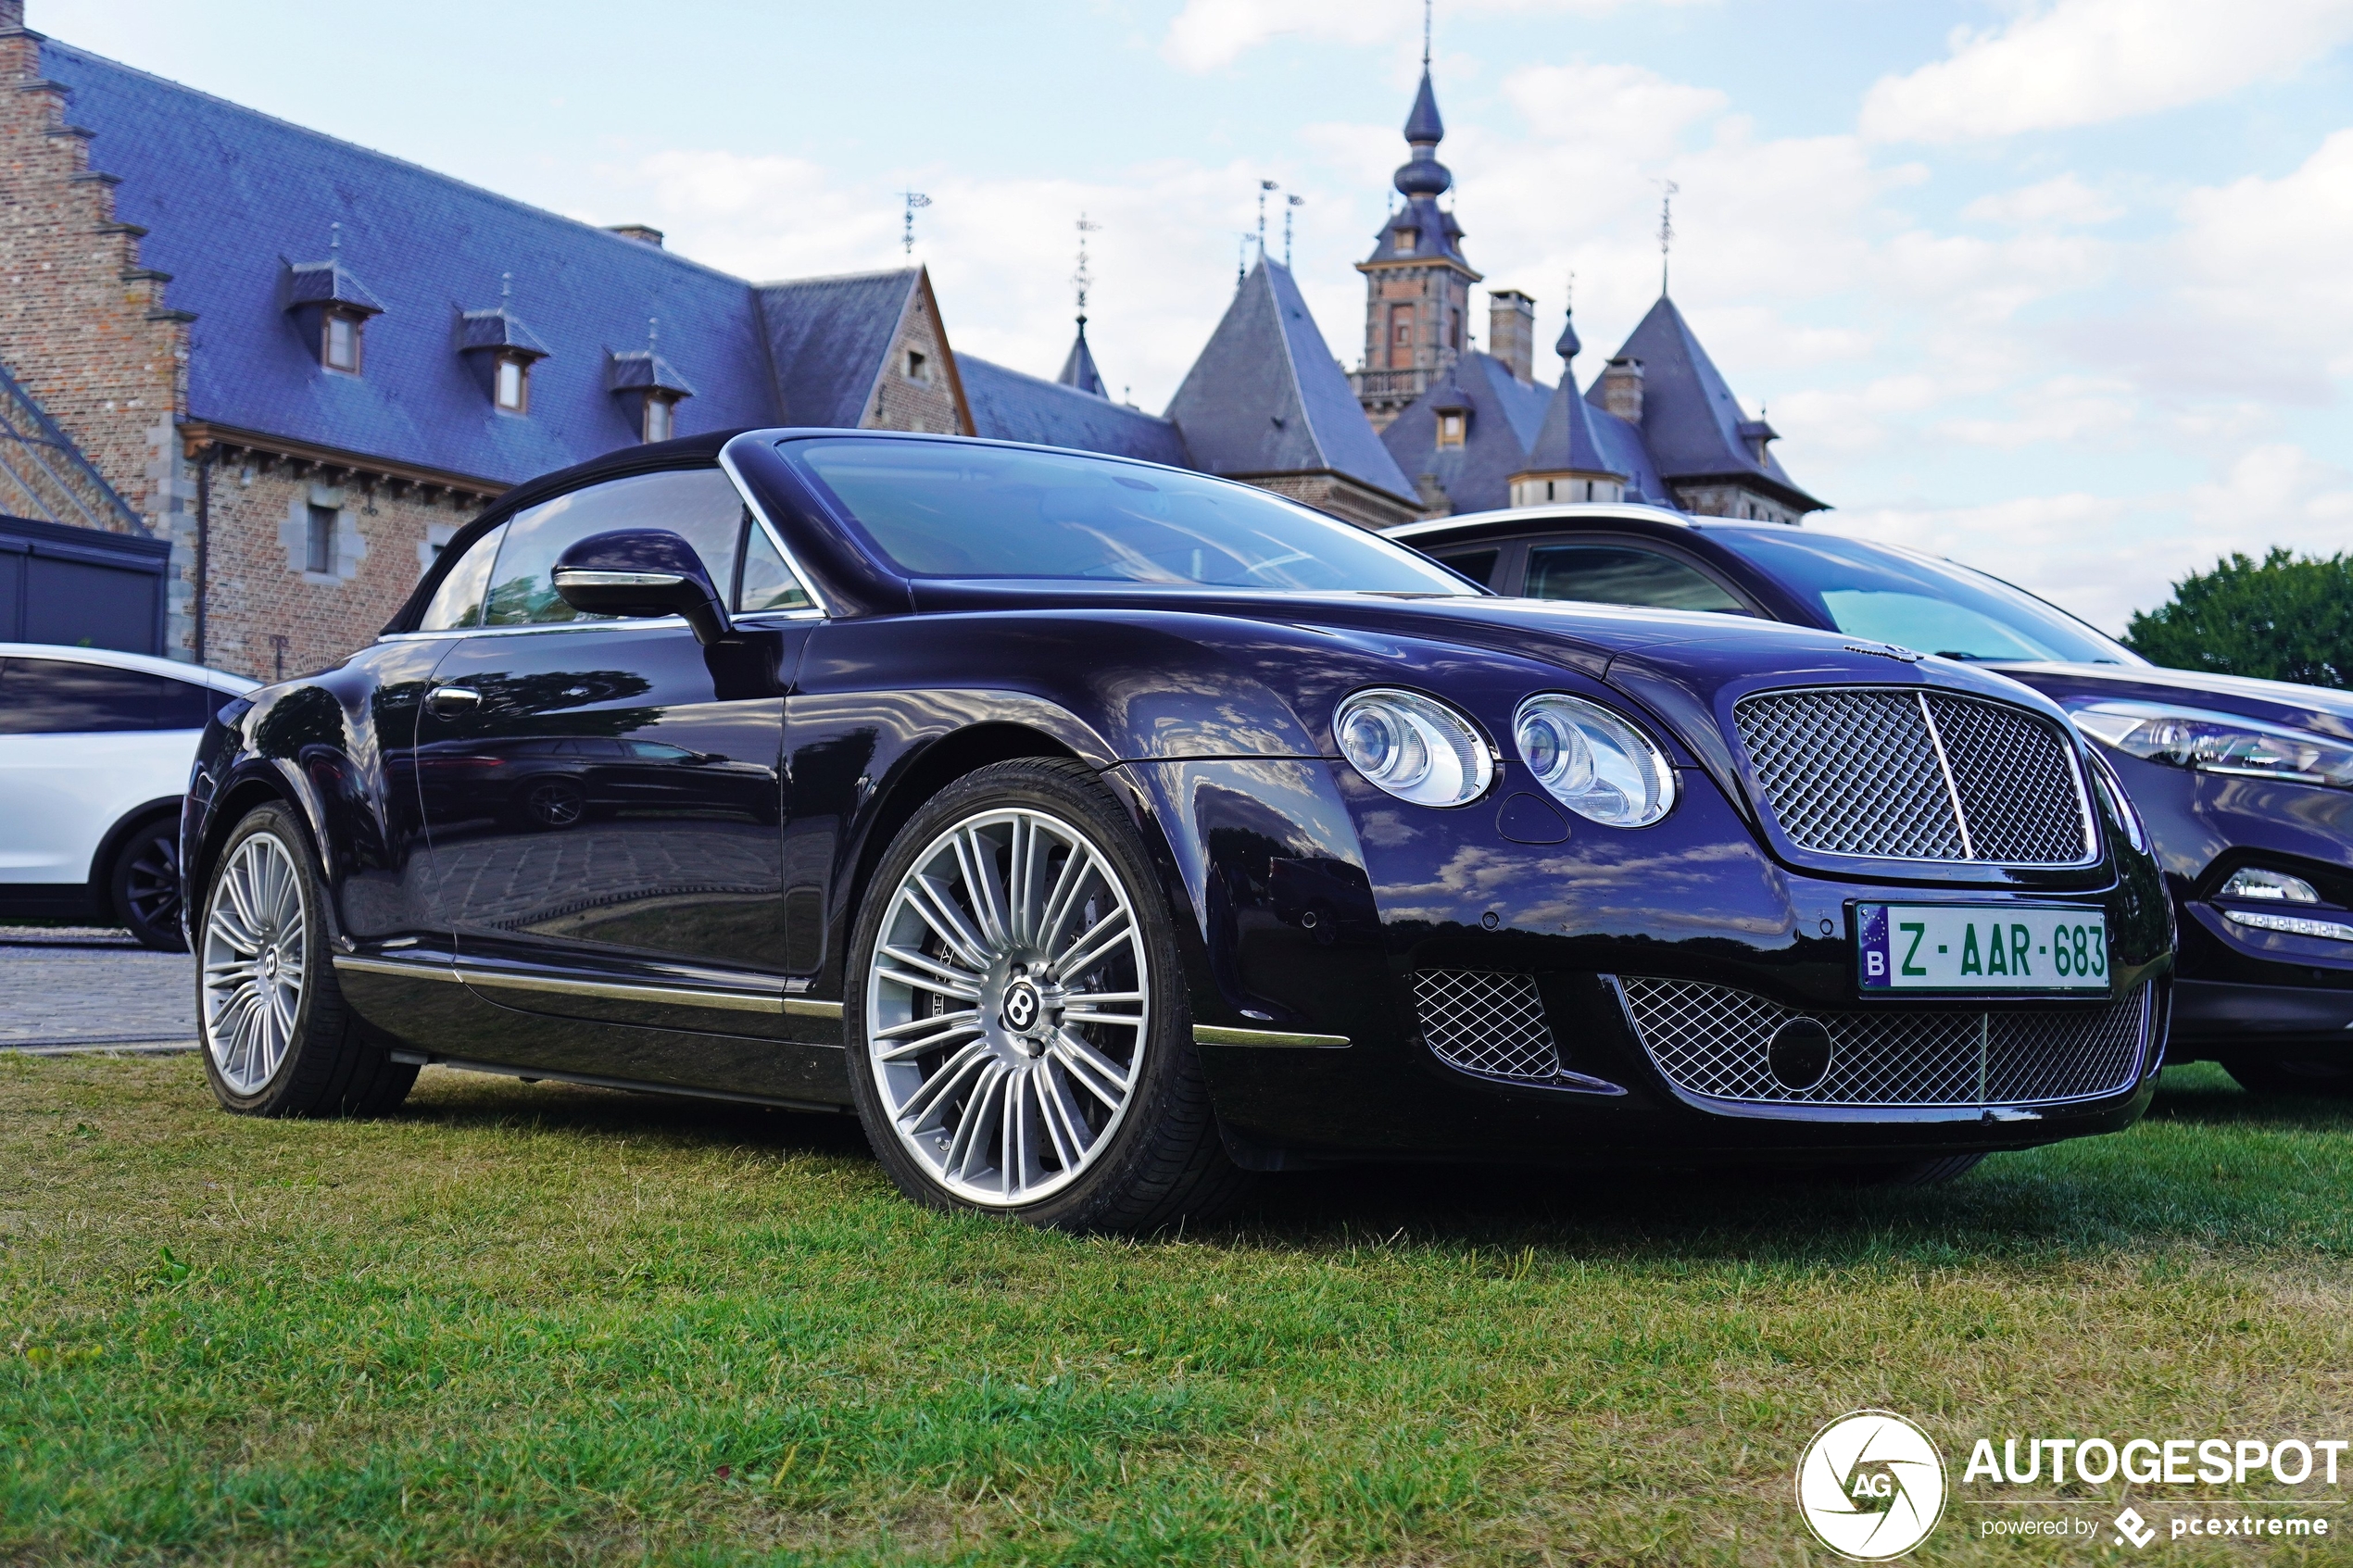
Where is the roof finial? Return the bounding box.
[1657,179,1679,296]
[1257,180,1278,264]
[1073,212,1101,320]
[1422,0,1432,71]
[647,316,659,351]
[499,270,512,304]
[900,191,932,258]
[1285,193,1304,269]
[1556,269,1581,362]
[329,220,341,255]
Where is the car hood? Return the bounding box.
[1994,661,2353,744]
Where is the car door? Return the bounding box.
[1518,536,1760,614]
[409,466,818,1048]
[0,656,215,898]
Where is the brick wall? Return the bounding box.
[196,459,470,681]
[862,275,972,435]
[1241,470,1419,532]
[0,17,199,657]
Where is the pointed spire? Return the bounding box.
[1058,317,1107,398]
[1555,271,1580,362]
[1394,1,1451,197]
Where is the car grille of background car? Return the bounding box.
[1734,688,2091,863]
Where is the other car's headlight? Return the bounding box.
[1334,688,1494,808]
[2219,867,2321,904]
[2081,744,2147,855]
[2070,701,2353,789]
[1512,694,1676,828]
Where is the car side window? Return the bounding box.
[1432,547,1500,587]
[0,658,180,734]
[1525,543,1747,614]
[736,521,814,614]
[159,678,224,730]
[481,469,749,627]
[419,522,509,632]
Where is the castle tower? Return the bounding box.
[1348,64,1480,433]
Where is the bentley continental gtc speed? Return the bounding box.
[183,432,2174,1230]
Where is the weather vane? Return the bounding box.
[1285,193,1304,268]
[1073,213,1101,317]
[1257,179,1278,263]
[900,191,932,258]
[1657,179,1679,295]
[1422,0,1432,70]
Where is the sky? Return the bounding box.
[46,0,2353,634]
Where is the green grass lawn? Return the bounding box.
[5,1051,2352,1567]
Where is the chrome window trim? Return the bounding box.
[720,433,836,619]
[378,606,822,645]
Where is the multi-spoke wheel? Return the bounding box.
[518,776,586,831]
[110,818,187,952]
[197,803,419,1118]
[846,759,1244,1231]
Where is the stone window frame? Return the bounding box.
[322,308,367,375]
[282,483,367,585]
[493,354,531,414]
[417,521,459,576]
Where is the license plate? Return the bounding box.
[1856,904,2108,993]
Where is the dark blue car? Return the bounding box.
[182,434,2171,1231]
[1400,502,2353,1096]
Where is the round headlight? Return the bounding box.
[1513,694,1676,827]
[1334,688,1494,808]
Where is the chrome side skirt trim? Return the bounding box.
[1194,1022,1350,1049]
[333,953,805,1014]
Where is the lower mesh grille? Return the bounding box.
[1415,970,1558,1081]
[1616,975,2150,1108]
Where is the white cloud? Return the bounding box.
[1160,0,1710,72]
[2186,443,2353,533]
[1859,0,2353,144]
[1962,173,2123,227]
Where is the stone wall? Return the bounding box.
[1240,470,1419,533]
[1673,483,1802,526]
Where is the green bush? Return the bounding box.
[2125,546,2353,687]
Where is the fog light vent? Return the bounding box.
[1414,970,1558,1081]
[1768,1017,1833,1090]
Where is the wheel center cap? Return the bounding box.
[260,950,279,980]
[1001,979,1042,1034]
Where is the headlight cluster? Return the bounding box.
[1334,687,1677,827]
[2070,701,2353,789]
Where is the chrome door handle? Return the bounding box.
[425,685,481,717]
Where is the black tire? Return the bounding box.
[108,815,187,952]
[515,775,586,831]
[196,803,418,1118]
[2219,1054,2353,1097]
[843,758,1247,1233]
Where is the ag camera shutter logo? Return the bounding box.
[1796,1410,1947,1560]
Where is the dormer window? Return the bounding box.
[324,311,362,373]
[459,291,550,417]
[1394,228,1417,253]
[1437,409,1466,447]
[905,350,929,383]
[643,391,677,444]
[495,356,528,412]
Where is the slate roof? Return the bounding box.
[751,269,924,431]
[41,41,783,486]
[1591,295,1822,512]
[961,356,1189,467]
[1057,322,1107,397]
[1165,260,1416,505]
[1378,350,1549,513]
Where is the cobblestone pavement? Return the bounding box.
[0,927,196,1052]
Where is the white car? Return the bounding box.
[0,643,257,949]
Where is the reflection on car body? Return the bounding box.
[182,433,2175,1231]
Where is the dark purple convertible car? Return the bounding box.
[182,432,2172,1230]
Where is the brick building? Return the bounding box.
[0,2,1416,682]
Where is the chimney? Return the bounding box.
[1487,290,1536,383]
[0,2,24,33]
[606,224,665,249]
[1598,357,1644,423]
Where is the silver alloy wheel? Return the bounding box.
[865,806,1151,1207]
[201,831,308,1096]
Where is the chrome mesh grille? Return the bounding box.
[1617,975,2150,1108]
[1732,688,2090,865]
[1414,970,1558,1081]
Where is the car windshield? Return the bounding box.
[788,439,1478,595]
[1709,528,2141,665]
